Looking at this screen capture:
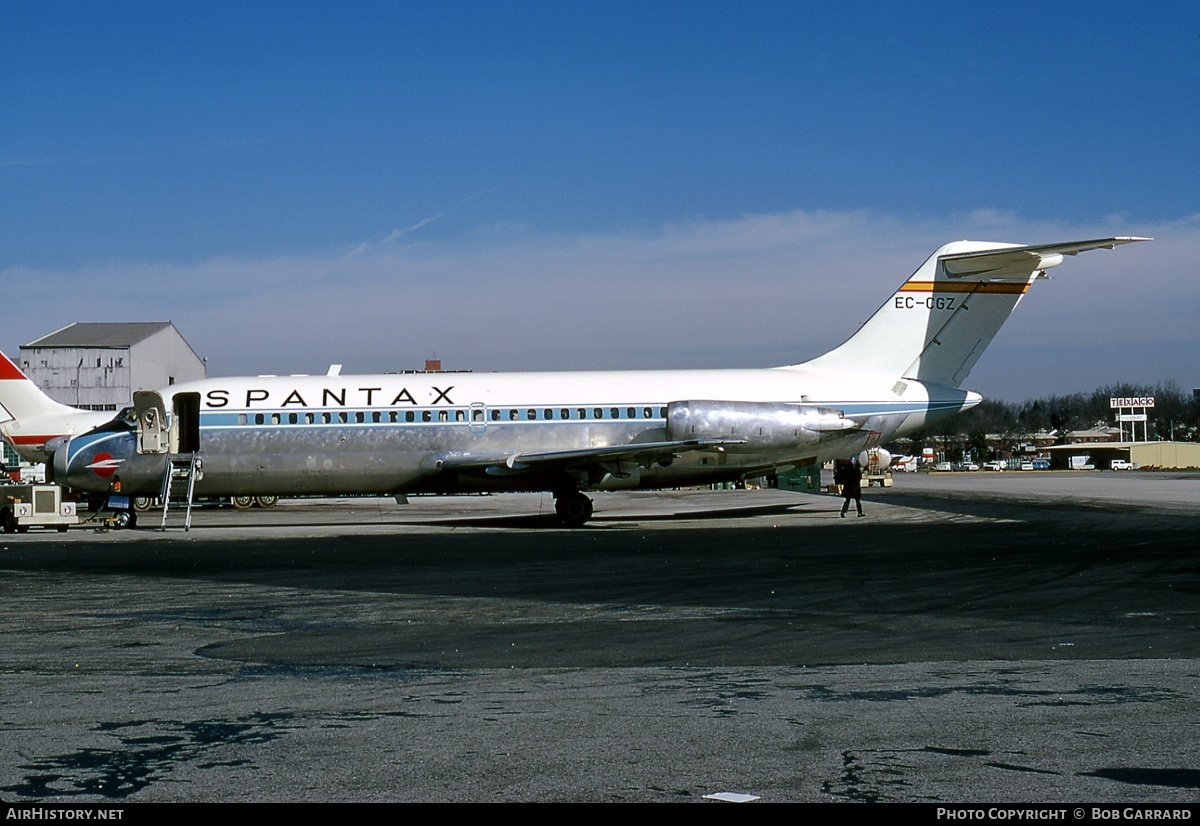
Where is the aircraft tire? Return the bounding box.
[254,495,279,509]
[555,492,593,527]
[132,496,155,512]
[114,510,136,529]
[231,496,254,510]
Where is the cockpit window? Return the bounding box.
[85,407,138,436]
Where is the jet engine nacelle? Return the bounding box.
[666,400,855,453]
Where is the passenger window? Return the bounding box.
[355,412,365,423]
[238,414,248,426]
[543,409,552,420]
[594,408,603,419]
[527,409,536,420]
[490,409,500,421]
[305,413,315,424]
[611,408,620,419]
[455,410,466,422]
[322,412,332,424]
[255,414,265,425]
[372,412,381,423]
[643,407,651,418]
[560,409,569,419]
[422,411,432,422]
[338,412,348,424]
[438,411,448,422]
[659,407,667,417]
[627,407,635,419]
[288,413,298,425]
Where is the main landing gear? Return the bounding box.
[232,496,279,510]
[554,491,593,528]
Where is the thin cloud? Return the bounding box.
[2,209,1193,400]
[0,154,88,168]
[357,190,501,255]
[347,217,443,257]
[384,215,443,242]
[182,137,269,155]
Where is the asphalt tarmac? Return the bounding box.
[1,471,1198,802]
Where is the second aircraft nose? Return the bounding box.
[52,430,137,494]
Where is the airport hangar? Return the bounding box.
[18,321,206,412]
[2,322,205,470]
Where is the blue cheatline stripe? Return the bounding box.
[197,399,962,433]
[198,400,961,418]
[196,401,962,418]
[200,403,672,428]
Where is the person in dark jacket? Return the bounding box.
[834,458,864,518]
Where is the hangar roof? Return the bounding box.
[23,322,174,349]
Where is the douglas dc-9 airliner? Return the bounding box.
[0,237,1148,526]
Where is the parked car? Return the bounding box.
[982,461,1005,471]
[932,462,953,472]
[1110,459,1135,470]
[1031,459,1050,470]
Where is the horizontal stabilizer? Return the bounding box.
[941,237,1151,279]
[797,236,1150,387]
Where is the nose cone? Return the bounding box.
[53,430,136,493]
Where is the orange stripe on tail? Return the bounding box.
[898,281,1029,295]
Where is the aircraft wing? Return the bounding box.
[941,236,1151,279]
[435,438,747,478]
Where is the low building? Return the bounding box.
[1128,441,1200,469]
[19,322,204,412]
[1065,426,1122,444]
[1045,441,1200,470]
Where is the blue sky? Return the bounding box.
[2,1,1197,401]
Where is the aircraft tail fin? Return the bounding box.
[794,237,1149,388]
[0,350,81,426]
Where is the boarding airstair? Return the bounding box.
[158,451,200,531]
[133,389,203,531]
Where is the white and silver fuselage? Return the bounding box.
[54,364,976,497]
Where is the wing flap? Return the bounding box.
[435,438,746,476]
[505,438,745,470]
